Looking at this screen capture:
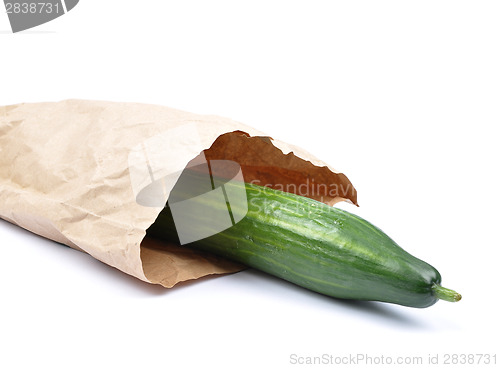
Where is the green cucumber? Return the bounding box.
[147,173,460,308]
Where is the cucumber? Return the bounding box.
[147,171,461,308]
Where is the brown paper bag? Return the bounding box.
[0,99,357,287]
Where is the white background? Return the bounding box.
[1,1,499,367]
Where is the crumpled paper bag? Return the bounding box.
[0,99,357,287]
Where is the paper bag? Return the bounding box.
[0,100,357,287]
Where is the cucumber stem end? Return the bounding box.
[432,284,462,302]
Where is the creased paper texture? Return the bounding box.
[0,100,357,287]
